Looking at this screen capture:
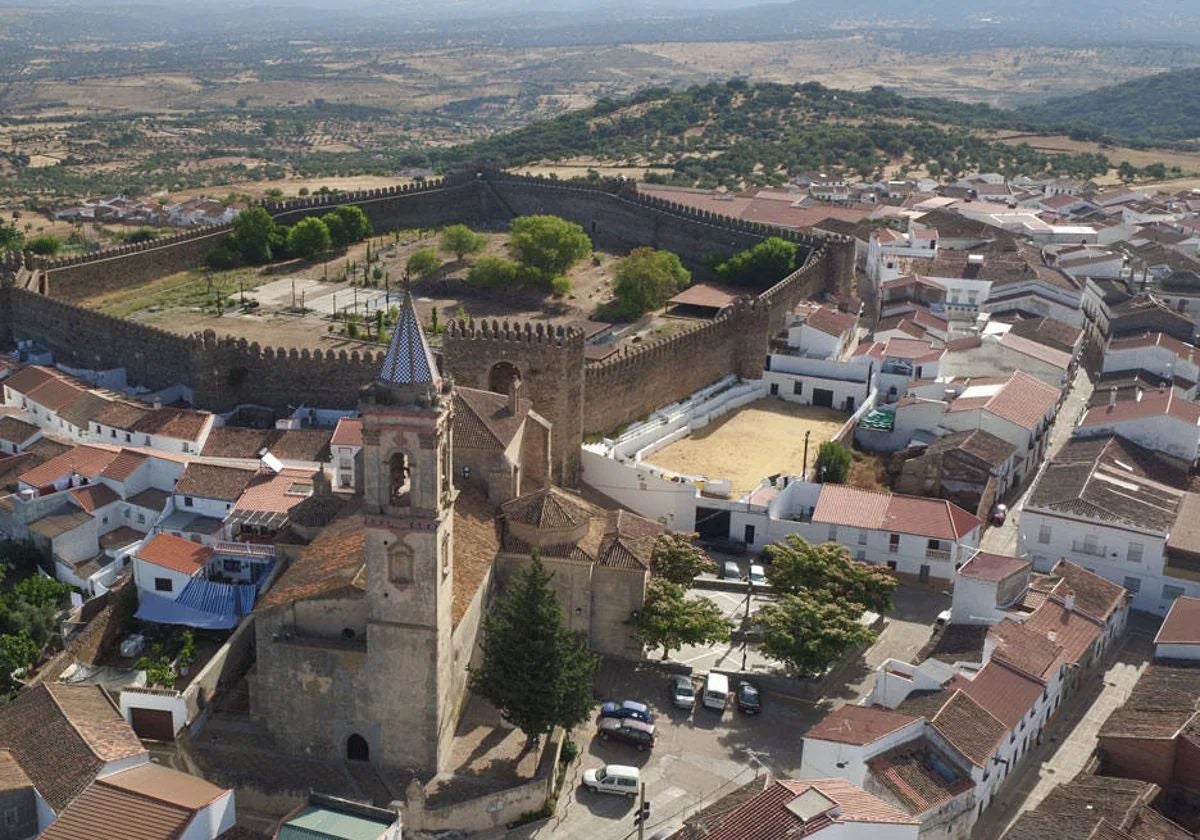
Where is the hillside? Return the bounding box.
[417,80,1110,189]
[1023,67,1200,149]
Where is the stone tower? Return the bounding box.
[360,291,457,773]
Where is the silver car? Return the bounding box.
[670,674,695,709]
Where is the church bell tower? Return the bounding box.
[360,291,457,772]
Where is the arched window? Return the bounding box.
[488,361,520,396]
[347,733,369,762]
[389,452,411,507]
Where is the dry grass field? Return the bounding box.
[647,399,848,497]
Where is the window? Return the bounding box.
[223,559,242,572]
[94,424,101,433]
[886,560,897,570]
[154,577,173,593]
[1127,542,1144,563]
[1123,576,1141,594]
[888,533,900,553]
[125,433,131,443]
[1037,524,1052,544]
[792,380,803,396]
[137,513,146,525]
[858,528,868,545]
[1163,584,1186,601]
[4,807,15,827]
[828,524,838,541]
[184,496,194,508]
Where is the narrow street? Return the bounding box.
[971,619,1156,839]
[981,366,1093,556]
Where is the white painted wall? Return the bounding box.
[801,717,926,785]
[119,688,189,736]
[1156,642,1200,660]
[179,790,236,840]
[133,557,198,601]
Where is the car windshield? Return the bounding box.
[677,682,694,696]
[595,768,607,781]
[742,685,759,698]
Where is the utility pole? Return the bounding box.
[741,575,753,672]
[635,782,650,840]
[802,430,811,480]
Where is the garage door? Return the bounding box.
[812,388,834,408]
[130,707,174,741]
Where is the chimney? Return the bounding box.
[152,397,162,411]
[1108,385,1117,409]
[509,377,522,416]
[1063,592,1076,613]
[1135,387,1143,402]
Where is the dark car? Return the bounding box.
[737,681,761,714]
[599,700,654,724]
[990,503,1008,525]
[597,717,656,751]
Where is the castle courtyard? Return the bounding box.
[645,398,848,498]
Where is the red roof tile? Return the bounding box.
[949,660,1042,729]
[929,690,1007,767]
[1155,596,1200,645]
[1109,331,1200,365]
[812,485,980,541]
[805,704,920,746]
[331,417,363,447]
[988,619,1063,682]
[69,483,119,513]
[958,552,1029,582]
[19,446,120,489]
[25,377,88,413]
[950,370,1060,430]
[100,449,147,482]
[233,468,315,514]
[668,283,744,310]
[1023,600,1103,667]
[138,533,212,575]
[1080,386,1200,428]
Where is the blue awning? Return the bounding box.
[134,590,239,630]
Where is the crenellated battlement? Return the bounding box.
[443,318,584,347]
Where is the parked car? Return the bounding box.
[670,674,695,709]
[583,764,640,797]
[722,561,741,580]
[597,717,656,751]
[737,680,761,714]
[599,699,654,724]
[990,503,1008,525]
[748,564,767,585]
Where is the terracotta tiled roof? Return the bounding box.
[131,407,211,443]
[138,533,212,575]
[57,392,112,430]
[811,485,980,541]
[1004,777,1167,840]
[1080,386,1200,428]
[19,445,120,488]
[1100,662,1200,740]
[100,449,147,483]
[1108,331,1200,365]
[0,750,32,792]
[997,331,1071,369]
[1007,316,1083,353]
[949,660,1042,729]
[0,684,145,812]
[40,763,226,840]
[26,377,88,413]
[805,704,919,746]
[691,777,917,840]
[866,739,973,815]
[2,365,63,396]
[93,400,150,430]
[1155,596,1200,645]
[174,463,256,502]
[950,370,1060,431]
[988,618,1062,682]
[258,514,365,611]
[1023,599,1102,667]
[501,485,596,529]
[454,387,533,451]
[929,690,1006,767]
[0,416,39,445]
[668,283,743,311]
[200,427,332,462]
[1049,560,1126,623]
[958,552,1029,583]
[29,509,94,540]
[597,510,664,571]
[69,483,119,513]
[802,306,858,338]
[233,468,315,514]
[330,417,363,447]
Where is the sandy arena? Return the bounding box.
[646,398,848,498]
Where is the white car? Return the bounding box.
[583,764,640,797]
[748,564,767,585]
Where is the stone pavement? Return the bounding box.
[972,619,1156,840]
[982,366,1094,557]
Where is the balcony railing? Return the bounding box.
[925,547,952,562]
[1071,541,1107,558]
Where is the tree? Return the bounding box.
[0,632,38,697]
[508,215,592,289]
[764,535,896,613]
[468,255,520,289]
[323,205,373,248]
[612,247,691,318]
[406,248,442,280]
[0,221,22,252]
[815,441,851,484]
[287,217,332,259]
[757,591,876,676]
[9,575,70,609]
[631,579,732,660]
[229,206,278,264]
[469,553,599,745]
[650,533,713,585]
[714,237,797,287]
[1117,161,1138,183]
[25,235,63,256]
[439,224,487,260]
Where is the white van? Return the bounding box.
[702,672,730,710]
[583,764,640,797]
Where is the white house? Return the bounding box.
[1019,434,1200,614]
[1103,332,1200,393]
[949,552,1032,625]
[330,416,363,491]
[783,302,859,360]
[133,533,213,600]
[939,331,1071,388]
[850,337,944,404]
[0,416,40,454]
[1153,596,1200,660]
[1075,385,1200,464]
[867,225,939,283]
